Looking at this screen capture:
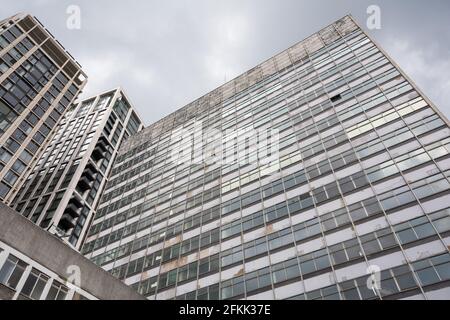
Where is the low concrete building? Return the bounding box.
[0,202,144,300]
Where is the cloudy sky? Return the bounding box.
[2,0,449,125]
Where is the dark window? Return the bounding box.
[330,94,342,103]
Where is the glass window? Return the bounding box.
[416,268,440,286]
[435,263,450,281]
[21,268,49,299]
[0,255,27,289]
[0,147,12,163]
[4,170,18,185]
[46,281,68,300]
[394,267,417,291]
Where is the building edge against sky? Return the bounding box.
[0,13,87,204]
[11,87,144,249]
[0,12,146,301]
[84,15,450,300]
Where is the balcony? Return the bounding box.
[83,166,97,181]
[96,136,109,152]
[64,202,82,218]
[92,146,106,161]
[70,192,84,208]
[77,176,93,191]
[91,136,110,161]
[59,213,76,230]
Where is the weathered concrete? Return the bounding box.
[0,203,145,300]
[0,283,15,300]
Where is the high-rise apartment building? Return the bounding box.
[11,88,143,249]
[83,15,450,300]
[0,13,87,203]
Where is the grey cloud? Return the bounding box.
[1,0,449,125]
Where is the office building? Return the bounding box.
[12,88,143,249]
[83,15,450,300]
[0,13,87,203]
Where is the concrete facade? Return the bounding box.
[0,202,144,300]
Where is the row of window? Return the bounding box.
[96,70,412,226]
[87,119,449,261]
[103,44,376,196]
[0,20,80,197]
[95,93,441,240]
[172,250,450,300]
[103,29,370,186]
[14,105,117,207]
[88,122,448,268]
[113,26,363,166]
[108,168,449,288]
[0,252,69,300]
[289,252,450,300]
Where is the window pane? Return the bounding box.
[416,268,440,286]
[342,288,360,300]
[435,263,450,281]
[363,240,381,255]
[380,278,399,296]
[397,229,416,244]
[259,274,271,288]
[331,251,347,265]
[21,272,38,296]
[300,260,315,275]
[246,278,258,292]
[0,260,15,285]
[31,277,47,299]
[7,265,25,288]
[396,273,417,290]
[414,223,435,239]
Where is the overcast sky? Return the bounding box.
[2,0,449,125]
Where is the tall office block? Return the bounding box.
[0,13,87,203]
[84,16,450,300]
[12,88,143,249]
